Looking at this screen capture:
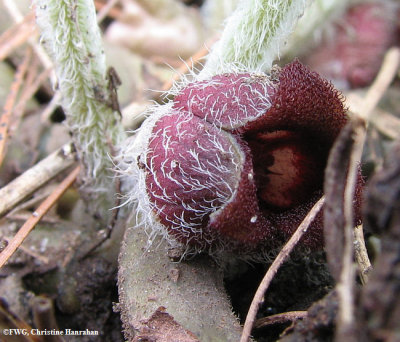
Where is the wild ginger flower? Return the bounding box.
[119,60,356,255]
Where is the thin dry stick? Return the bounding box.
[0,166,80,269]
[0,301,39,342]
[337,119,363,339]
[336,47,400,340]
[6,185,56,217]
[346,94,400,140]
[121,42,214,123]
[240,196,325,342]
[94,0,121,20]
[0,47,32,166]
[358,48,400,121]
[370,108,400,140]
[161,44,214,91]
[2,0,24,21]
[8,53,40,133]
[32,297,65,342]
[1,236,50,264]
[4,3,54,79]
[254,311,307,329]
[12,66,53,131]
[7,210,59,224]
[0,11,36,61]
[96,0,120,23]
[0,143,76,217]
[353,225,372,285]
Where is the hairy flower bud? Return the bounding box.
[119,60,360,255]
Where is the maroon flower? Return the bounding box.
[134,60,358,253]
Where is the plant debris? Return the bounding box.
[0,1,399,341]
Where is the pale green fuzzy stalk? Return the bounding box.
[200,0,309,78]
[35,0,126,224]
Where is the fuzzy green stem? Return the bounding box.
[35,0,126,224]
[200,0,308,78]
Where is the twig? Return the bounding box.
[0,10,36,61]
[370,109,400,140]
[0,143,76,217]
[6,211,59,224]
[353,225,372,285]
[0,46,32,166]
[8,53,41,134]
[337,119,363,341]
[96,0,121,23]
[254,311,307,329]
[32,296,65,342]
[4,4,55,82]
[357,47,400,121]
[0,166,80,269]
[121,41,215,127]
[161,44,213,91]
[0,300,40,342]
[2,0,24,22]
[94,0,121,20]
[336,47,400,341]
[240,196,325,342]
[12,65,53,131]
[346,94,400,140]
[6,187,56,217]
[0,236,50,264]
